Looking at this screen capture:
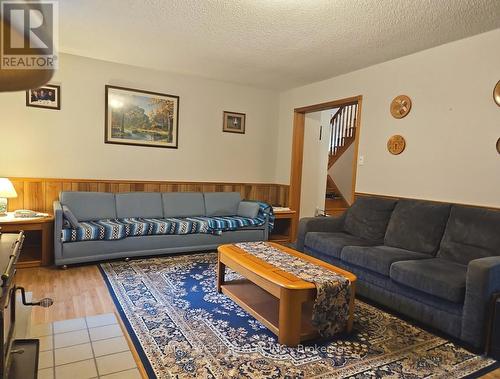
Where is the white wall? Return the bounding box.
[328,143,355,204]
[276,28,500,209]
[0,53,279,182]
[300,110,332,217]
[1,29,499,210]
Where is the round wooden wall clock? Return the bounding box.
[387,135,406,155]
[494,81,500,106]
[496,138,500,154]
[390,95,412,119]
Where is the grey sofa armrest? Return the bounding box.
[237,201,260,218]
[53,200,64,264]
[236,201,269,240]
[263,216,270,241]
[462,256,500,349]
[296,214,346,252]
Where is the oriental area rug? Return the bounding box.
[99,253,497,378]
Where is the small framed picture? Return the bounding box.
[223,111,246,134]
[26,84,61,110]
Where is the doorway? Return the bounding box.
[288,96,363,241]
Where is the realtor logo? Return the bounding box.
[1,0,58,70]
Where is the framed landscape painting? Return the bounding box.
[105,85,179,148]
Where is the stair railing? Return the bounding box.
[329,103,358,156]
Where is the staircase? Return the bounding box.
[325,102,358,215]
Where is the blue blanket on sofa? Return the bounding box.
[61,202,274,243]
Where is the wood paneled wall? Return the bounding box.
[7,177,289,214]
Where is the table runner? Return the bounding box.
[235,242,351,338]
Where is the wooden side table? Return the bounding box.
[269,210,296,244]
[0,214,54,268]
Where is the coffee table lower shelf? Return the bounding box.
[220,279,319,343]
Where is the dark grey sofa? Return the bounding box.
[54,191,270,266]
[297,196,500,350]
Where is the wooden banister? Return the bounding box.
[328,103,358,158]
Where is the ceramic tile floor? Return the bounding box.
[30,313,142,379]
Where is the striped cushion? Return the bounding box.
[192,216,266,235]
[60,202,274,243]
[121,218,153,236]
[61,219,129,242]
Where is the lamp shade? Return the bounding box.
[0,178,17,198]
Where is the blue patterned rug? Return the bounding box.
[99,252,497,378]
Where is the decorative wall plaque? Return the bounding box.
[390,95,412,119]
[387,135,406,155]
[497,138,500,154]
[494,81,500,106]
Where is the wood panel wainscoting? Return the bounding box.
[6,177,290,214]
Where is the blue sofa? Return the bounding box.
[297,196,500,350]
[54,191,271,266]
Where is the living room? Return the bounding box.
[0,1,499,378]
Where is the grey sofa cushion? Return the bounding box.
[60,228,267,261]
[162,192,205,217]
[341,245,430,276]
[204,192,241,216]
[237,201,259,218]
[304,231,377,259]
[384,199,451,255]
[60,192,116,221]
[62,205,80,228]
[115,192,163,219]
[437,205,500,265]
[343,196,397,241]
[390,258,467,303]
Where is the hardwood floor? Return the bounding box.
[16,265,500,378]
[17,265,115,324]
[485,370,500,379]
[17,265,149,378]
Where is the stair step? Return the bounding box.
[325,207,348,216]
[325,198,348,208]
[326,196,342,200]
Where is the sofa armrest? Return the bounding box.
[237,201,260,218]
[263,216,270,241]
[462,256,500,349]
[53,200,64,264]
[296,214,345,252]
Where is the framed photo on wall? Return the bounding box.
[26,84,61,110]
[105,85,179,149]
[223,111,246,134]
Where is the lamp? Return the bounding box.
[0,179,17,216]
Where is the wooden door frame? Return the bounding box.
[289,95,363,241]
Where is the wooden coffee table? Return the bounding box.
[217,242,356,346]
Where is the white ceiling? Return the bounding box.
[60,0,500,90]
